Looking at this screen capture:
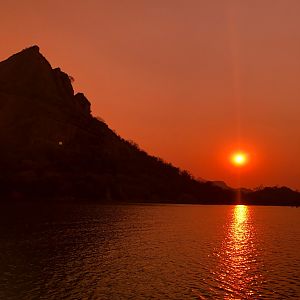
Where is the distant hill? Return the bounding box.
[0,46,299,206]
[243,186,300,206]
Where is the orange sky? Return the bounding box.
[1,0,300,189]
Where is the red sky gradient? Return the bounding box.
[1,1,300,189]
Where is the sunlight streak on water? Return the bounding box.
[212,205,263,299]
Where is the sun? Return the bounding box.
[230,152,248,167]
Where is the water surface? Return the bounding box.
[0,204,299,299]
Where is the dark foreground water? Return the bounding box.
[0,204,299,299]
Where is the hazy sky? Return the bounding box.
[1,0,300,189]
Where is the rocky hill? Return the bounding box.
[0,46,236,203]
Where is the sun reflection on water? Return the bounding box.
[235,204,247,224]
[211,205,262,299]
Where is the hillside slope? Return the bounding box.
[0,46,235,203]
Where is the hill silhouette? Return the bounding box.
[0,46,299,206]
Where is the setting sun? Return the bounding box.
[231,152,248,167]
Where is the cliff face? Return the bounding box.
[0,46,93,145]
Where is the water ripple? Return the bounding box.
[0,204,299,299]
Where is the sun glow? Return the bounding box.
[231,152,248,167]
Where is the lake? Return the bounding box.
[0,204,299,299]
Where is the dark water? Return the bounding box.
[0,204,299,299]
